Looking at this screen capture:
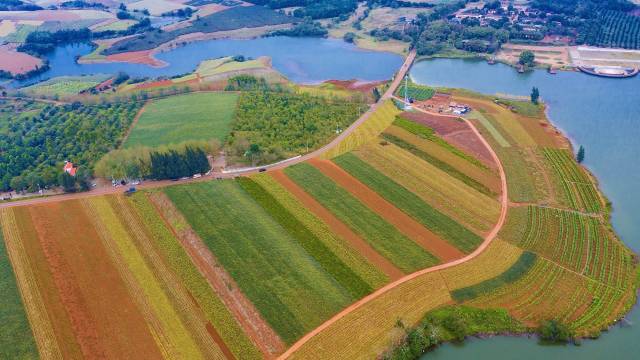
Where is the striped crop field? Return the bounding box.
[354,141,501,233]
[163,180,356,344]
[333,153,483,253]
[543,148,603,213]
[322,100,400,159]
[284,163,440,272]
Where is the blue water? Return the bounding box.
[411,58,640,359]
[13,37,403,87]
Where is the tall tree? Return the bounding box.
[577,145,585,163]
[531,87,540,104]
[519,50,535,67]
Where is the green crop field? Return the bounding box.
[284,163,439,272]
[0,226,39,359]
[394,80,435,101]
[164,181,354,344]
[22,75,110,97]
[123,92,238,148]
[333,153,483,253]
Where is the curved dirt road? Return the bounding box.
[277,102,509,359]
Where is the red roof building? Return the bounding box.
[63,161,77,177]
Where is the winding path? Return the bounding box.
[277,101,509,359]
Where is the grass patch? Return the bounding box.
[0,224,39,359]
[451,251,537,302]
[284,163,439,272]
[22,75,109,97]
[394,79,435,101]
[381,133,494,197]
[333,153,483,253]
[496,98,543,117]
[237,177,373,299]
[124,92,238,148]
[164,181,353,344]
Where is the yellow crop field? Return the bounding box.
[441,239,522,289]
[322,100,400,159]
[355,141,500,233]
[82,197,207,360]
[289,272,451,360]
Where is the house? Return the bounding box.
[63,161,77,177]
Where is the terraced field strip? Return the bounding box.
[135,192,271,359]
[83,197,206,359]
[269,170,404,281]
[332,153,482,254]
[543,148,603,213]
[322,100,400,159]
[109,196,229,360]
[384,124,500,193]
[285,163,439,273]
[355,141,500,233]
[27,201,166,359]
[0,217,38,360]
[252,173,389,289]
[238,177,374,299]
[164,181,354,344]
[310,158,462,261]
[0,209,59,359]
[381,132,496,197]
[451,251,537,302]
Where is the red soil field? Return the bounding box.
[106,50,164,66]
[400,111,495,167]
[147,192,285,358]
[309,159,465,262]
[0,47,42,75]
[14,207,83,359]
[27,201,163,359]
[270,170,404,280]
[0,10,81,21]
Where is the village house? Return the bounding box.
[63,161,77,176]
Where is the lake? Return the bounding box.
[411,58,640,359]
[12,36,404,87]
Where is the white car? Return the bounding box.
[193,174,202,179]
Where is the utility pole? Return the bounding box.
[403,74,412,111]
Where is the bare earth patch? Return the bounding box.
[0,45,42,75]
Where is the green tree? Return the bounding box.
[538,320,572,343]
[58,172,76,193]
[343,32,356,43]
[531,86,540,104]
[577,145,585,163]
[519,50,535,67]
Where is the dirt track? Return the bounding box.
[277,101,509,359]
[308,158,464,262]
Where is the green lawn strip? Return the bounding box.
[0,225,39,359]
[381,133,495,197]
[164,181,352,344]
[284,163,439,272]
[126,192,261,360]
[252,174,389,289]
[124,92,238,148]
[334,153,483,253]
[393,116,487,169]
[451,251,538,302]
[237,177,373,298]
[466,110,510,148]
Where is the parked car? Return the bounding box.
[193,173,202,179]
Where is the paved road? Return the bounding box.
[277,100,509,360]
[0,50,417,210]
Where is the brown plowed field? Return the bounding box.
[309,159,464,262]
[0,46,42,75]
[148,192,285,358]
[400,111,495,167]
[27,201,163,359]
[270,170,405,280]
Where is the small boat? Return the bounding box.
[548,67,557,74]
[487,58,496,65]
[517,64,525,73]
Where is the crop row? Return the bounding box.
[163,181,354,344]
[451,251,537,302]
[394,81,435,101]
[237,176,374,298]
[543,148,602,213]
[381,132,495,196]
[322,100,400,159]
[284,163,439,272]
[354,141,501,233]
[333,153,483,253]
